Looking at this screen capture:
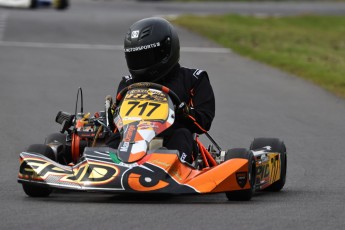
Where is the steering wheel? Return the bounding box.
[115,82,181,107]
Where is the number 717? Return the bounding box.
[125,101,161,117]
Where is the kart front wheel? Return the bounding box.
[224,148,256,201]
[250,138,287,192]
[22,144,54,197]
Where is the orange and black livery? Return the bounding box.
[18,83,287,201]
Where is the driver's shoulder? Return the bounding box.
[179,66,209,85]
[122,75,134,84]
[116,75,134,94]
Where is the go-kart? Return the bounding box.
[18,82,287,201]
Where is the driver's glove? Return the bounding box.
[105,95,116,132]
[177,102,195,119]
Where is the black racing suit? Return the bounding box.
[108,64,215,163]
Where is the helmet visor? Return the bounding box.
[125,41,171,70]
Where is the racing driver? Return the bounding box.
[107,17,215,164]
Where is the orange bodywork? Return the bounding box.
[145,153,250,193]
[18,148,250,195]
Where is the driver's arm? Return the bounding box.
[184,71,216,134]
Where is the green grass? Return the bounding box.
[172,0,345,2]
[172,14,345,98]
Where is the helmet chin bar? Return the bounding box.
[130,61,178,83]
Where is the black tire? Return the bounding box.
[45,133,66,145]
[22,144,54,197]
[45,133,68,164]
[250,138,287,192]
[54,0,69,10]
[224,148,256,201]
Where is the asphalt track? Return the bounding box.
[1,1,345,229]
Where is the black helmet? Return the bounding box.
[124,17,180,82]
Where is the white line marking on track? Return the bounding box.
[181,46,230,53]
[0,41,123,50]
[0,12,8,41]
[0,41,231,53]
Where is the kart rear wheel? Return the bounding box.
[45,133,66,145]
[45,132,68,163]
[250,138,287,192]
[22,144,54,197]
[224,148,256,201]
